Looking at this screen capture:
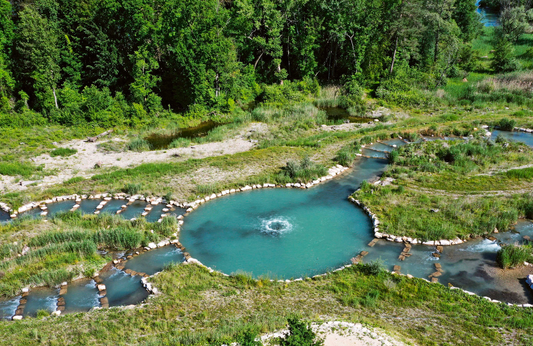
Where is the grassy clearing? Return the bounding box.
[386,137,533,192]
[0,264,532,345]
[355,182,530,240]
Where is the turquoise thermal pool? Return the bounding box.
[180,158,388,279]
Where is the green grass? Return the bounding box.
[0,161,43,178]
[0,264,532,345]
[355,138,533,240]
[0,212,178,296]
[496,244,532,269]
[127,138,152,152]
[50,148,77,157]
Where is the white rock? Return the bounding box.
[97,284,106,291]
[12,315,23,320]
[148,242,157,249]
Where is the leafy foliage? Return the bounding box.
[279,317,323,346]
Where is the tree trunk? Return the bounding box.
[52,86,59,109]
[347,34,358,73]
[434,29,440,62]
[390,35,399,74]
[254,51,265,69]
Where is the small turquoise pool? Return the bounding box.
[100,269,149,306]
[63,279,100,313]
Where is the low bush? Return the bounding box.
[278,317,323,346]
[278,156,327,183]
[498,118,517,131]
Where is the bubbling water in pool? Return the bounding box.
[260,216,293,236]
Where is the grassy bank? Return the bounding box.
[0,212,178,297]
[355,137,533,240]
[0,264,531,345]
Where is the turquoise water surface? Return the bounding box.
[180,158,387,279]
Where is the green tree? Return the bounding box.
[498,6,529,43]
[279,317,323,346]
[130,49,161,112]
[453,0,482,41]
[491,38,519,72]
[16,6,61,110]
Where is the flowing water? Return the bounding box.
[362,148,389,159]
[23,287,59,317]
[180,158,387,279]
[367,142,394,152]
[62,279,100,313]
[4,131,533,312]
[124,245,184,275]
[100,199,126,215]
[491,130,533,147]
[18,207,43,220]
[0,209,10,224]
[0,297,20,320]
[145,204,167,223]
[100,268,149,306]
[382,139,407,147]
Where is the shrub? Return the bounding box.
[496,244,532,269]
[335,143,361,167]
[278,317,323,346]
[356,261,383,276]
[491,39,519,73]
[498,118,516,131]
[235,328,262,346]
[50,148,77,157]
[279,156,327,182]
[169,138,190,148]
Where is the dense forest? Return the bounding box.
[0,0,530,128]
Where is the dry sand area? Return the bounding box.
[0,123,268,192]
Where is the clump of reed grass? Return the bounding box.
[497,244,532,269]
[127,138,152,152]
[124,182,143,195]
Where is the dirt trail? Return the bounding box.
[0,123,267,193]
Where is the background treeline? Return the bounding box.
[0,0,524,128]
